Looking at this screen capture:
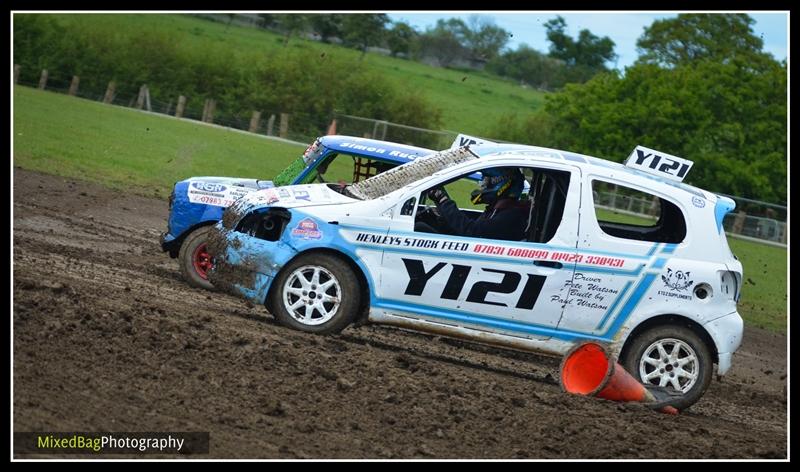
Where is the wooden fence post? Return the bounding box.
[249,111,262,133]
[136,85,147,109]
[266,114,275,136]
[38,69,48,90]
[731,211,747,234]
[648,198,659,216]
[14,64,20,84]
[175,95,186,118]
[103,81,116,104]
[144,86,151,111]
[68,76,80,96]
[202,99,216,123]
[279,113,289,138]
[208,99,216,123]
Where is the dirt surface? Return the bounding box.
[13,168,788,459]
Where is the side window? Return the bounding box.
[401,197,416,216]
[591,179,686,243]
[411,165,571,244]
[314,154,398,184]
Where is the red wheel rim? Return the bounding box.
[192,243,213,280]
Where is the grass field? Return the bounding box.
[13,86,305,198]
[729,238,788,332]
[13,86,787,332]
[45,14,545,136]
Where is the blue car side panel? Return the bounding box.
[165,179,275,246]
[165,181,224,242]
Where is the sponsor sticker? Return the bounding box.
[293,190,311,201]
[291,218,323,240]
[351,232,626,268]
[692,196,705,208]
[186,181,254,208]
[658,267,693,300]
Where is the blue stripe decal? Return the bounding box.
[602,273,658,336]
[646,243,662,257]
[714,196,736,234]
[651,258,667,270]
[595,280,634,330]
[374,299,610,342]
[660,244,678,254]
[339,224,652,260]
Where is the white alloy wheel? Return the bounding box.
[638,338,699,393]
[282,265,342,326]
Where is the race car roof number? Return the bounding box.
[451,134,496,149]
[624,145,693,182]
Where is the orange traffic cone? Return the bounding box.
[326,119,337,136]
[560,342,679,414]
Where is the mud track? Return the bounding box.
[13,168,787,459]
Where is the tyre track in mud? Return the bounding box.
[13,168,787,459]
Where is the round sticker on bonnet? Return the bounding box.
[692,196,705,208]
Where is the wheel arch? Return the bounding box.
[619,314,718,365]
[166,220,218,258]
[266,247,372,322]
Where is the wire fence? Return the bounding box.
[14,68,330,144]
[332,113,459,150]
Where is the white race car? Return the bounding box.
[207,142,744,410]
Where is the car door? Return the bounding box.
[375,163,582,341]
[559,174,687,338]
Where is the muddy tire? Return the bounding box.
[269,253,361,335]
[178,226,215,291]
[620,325,713,411]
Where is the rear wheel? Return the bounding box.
[269,253,361,334]
[620,324,713,410]
[178,226,215,290]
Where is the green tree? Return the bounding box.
[257,14,277,29]
[277,14,310,47]
[386,21,417,58]
[340,14,390,58]
[636,13,771,68]
[541,59,787,202]
[544,16,617,70]
[417,19,469,67]
[486,44,568,90]
[463,15,511,61]
[308,14,343,43]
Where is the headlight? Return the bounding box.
[235,208,292,241]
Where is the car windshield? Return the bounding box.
[345,147,478,200]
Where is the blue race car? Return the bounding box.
[160,136,435,289]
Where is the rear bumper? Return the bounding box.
[703,311,744,376]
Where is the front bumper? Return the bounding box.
[206,223,297,305]
[160,231,178,254]
[703,311,744,376]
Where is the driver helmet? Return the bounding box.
[471,167,525,205]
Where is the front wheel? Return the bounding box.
[620,325,713,411]
[178,226,215,290]
[268,253,361,334]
